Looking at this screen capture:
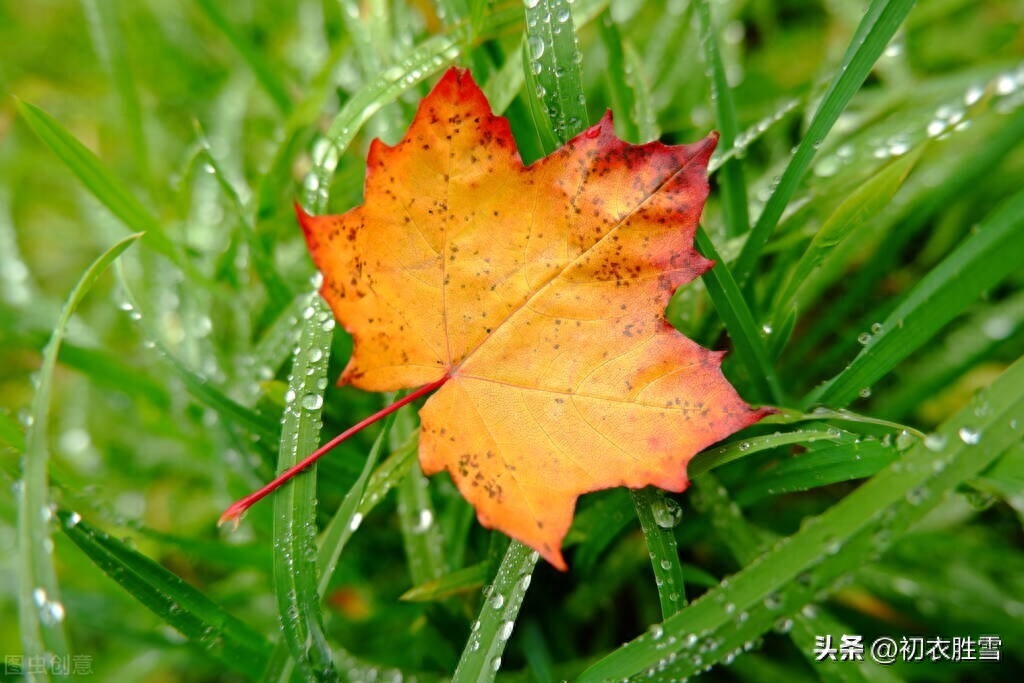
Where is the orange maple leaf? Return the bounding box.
[227,68,770,569]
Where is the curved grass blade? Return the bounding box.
[18,232,141,680]
[631,488,687,617]
[687,428,846,478]
[808,185,1024,407]
[271,292,337,681]
[731,0,917,287]
[57,510,270,678]
[579,355,1024,680]
[770,150,919,331]
[452,541,539,683]
[14,100,193,279]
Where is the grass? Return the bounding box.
[2,0,1023,681]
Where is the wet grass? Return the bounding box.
[2,0,1023,681]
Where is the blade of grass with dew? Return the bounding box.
[264,414,404,683]
[807,185,1024,407]
[14,100,197,281]
[695,227,783,404]
[630,487,687,618]
[786,105,1024,372]
[770,146,920,333]
[18,232,141,678]
[193,0,293,115]
[270,292,337,681]
[734,439,898,505]
[696,0,749,239]
[580,356,1024,680]
[874,290,1024,419]
[687,428,848,478]
[452,541,539,683]
[523,0,589,146]
[57,509,270,678]
[81,0,151,190]
[731,0,917,288]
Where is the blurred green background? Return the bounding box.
[2,0,1023,681]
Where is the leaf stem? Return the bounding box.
[219,374,449,525]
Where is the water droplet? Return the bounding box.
[556,5,571,22]
[321,318,335,332]
[490,656,502,672]
[65,511,82,528]
[490,593,505,609]
[349,512,363,531]
[527,35,545,60]
[652,496,682,529]
[857,332,872,345]
[773,617,793,633]
[530,60,543,75]
[524,0,540,7]
[858,387,872,399]
[957,426,980,445]
[301,394,323,410]
[412,508,433,533]
[648,623,664,640]
[923,433,946,451]
[498,620,514,641]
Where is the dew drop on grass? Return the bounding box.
[349,512,363,531]
[490,593,505,609]
[498,620,514,641]
[923,433,946,451]
[652,496,682,529]
[527,35,545,59]
[958,426,981,445]
[301,394,323,410]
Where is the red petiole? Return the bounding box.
[219,374,450,527]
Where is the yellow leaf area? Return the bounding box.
[298,68,769,569]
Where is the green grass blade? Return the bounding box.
[687,428,845,478]
[596,12,639,142]
[58,510,270,678]
[695,226,783,404]
[580,355,1024,680]
[523,0,589,146]
[401,562,489,602]
[263,418,406,683]
[731,0,917,287]
[770,149,919,330]
[395,406,448,585]
[452,541,539,683]
[630,487,687,617]
[874,290,1024,419]
[271,293,337,681]
[18,232,141,676]
[193,0,293,114]
[808,185,1024,407]
[696,0,749,239]
[14,100,184,271]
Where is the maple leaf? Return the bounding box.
[292,68,768,569]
